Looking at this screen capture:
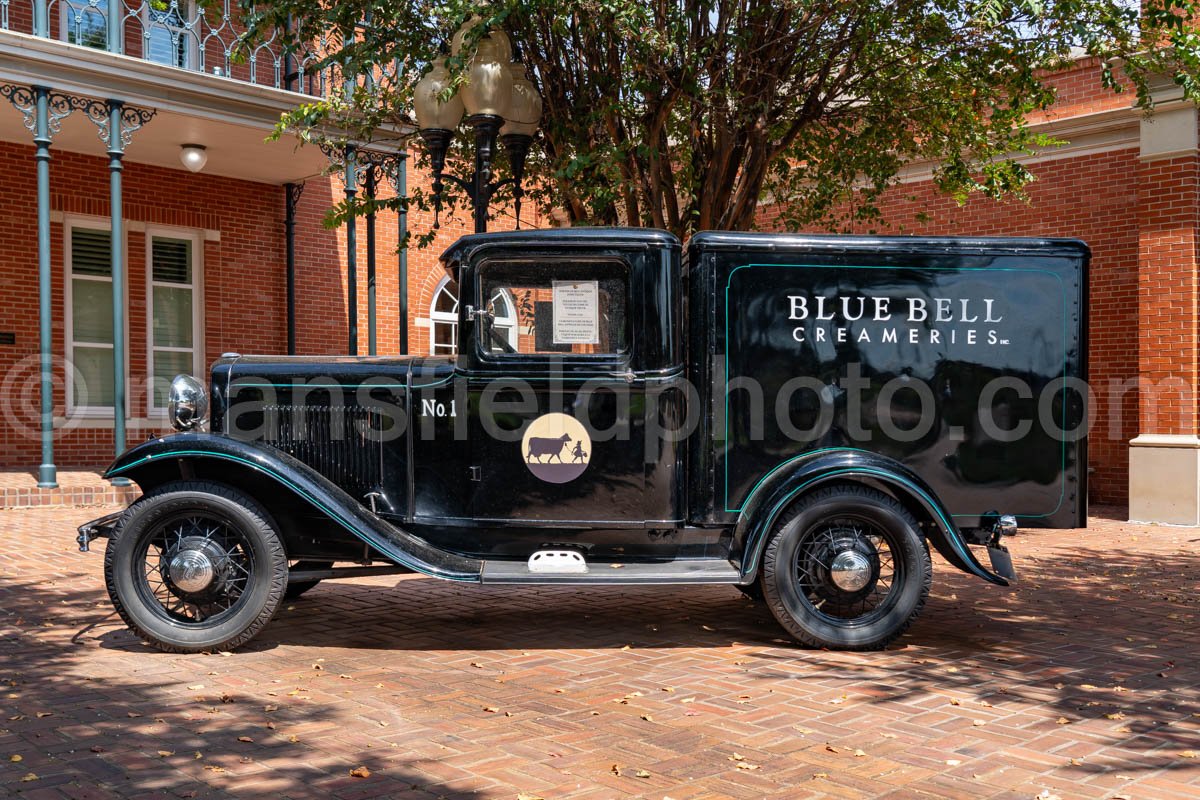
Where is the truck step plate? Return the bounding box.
[482,558,741,585]
[527,550,589,574]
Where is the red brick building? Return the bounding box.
[1,8,1196,524]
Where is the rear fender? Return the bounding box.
[104,433,481,582]
[733,448,1007,586]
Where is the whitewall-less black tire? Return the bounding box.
[760,484,932,651]
[104,481,288,653]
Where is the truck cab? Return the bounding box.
[82,228,1088,655]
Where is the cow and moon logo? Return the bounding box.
[522,412,591,484]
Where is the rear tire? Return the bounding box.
[104,481,288,653]
[761,484,931,651]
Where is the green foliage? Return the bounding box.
[238,0,1200,237]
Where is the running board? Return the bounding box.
[480,557,742,585]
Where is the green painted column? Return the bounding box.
[33,88,56,488]
[33,0,48,37]
[106,0,120,52]
[106,101,127,472]
[397,154,408,355]
[344,145,358,355]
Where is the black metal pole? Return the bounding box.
[284,182,302,355]
[344,145,358,354]
[366,167,377,356]
[397,154,408,355]
[467,114,502,234]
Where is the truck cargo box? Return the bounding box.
[685,232,1088,530]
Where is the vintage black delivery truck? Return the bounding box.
[79,228,1088,653]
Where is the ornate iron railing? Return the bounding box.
[1,0,345,96]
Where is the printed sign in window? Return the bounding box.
[553,280,599,345]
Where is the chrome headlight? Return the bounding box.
[168,374,208,431]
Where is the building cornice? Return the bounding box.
[0,30,409,150]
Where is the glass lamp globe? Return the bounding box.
[459,31,514,119]
[414,58,465,131]
[502,62,542,137]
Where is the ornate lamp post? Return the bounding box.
[413,20,542,233]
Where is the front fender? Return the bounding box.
[105,433,482,582]
[733,448,1007,586]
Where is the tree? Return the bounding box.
[239,1,1200,239]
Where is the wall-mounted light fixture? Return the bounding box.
[179,144,208,173]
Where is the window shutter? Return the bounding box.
[152,238,191,283]
[71,229,112,276]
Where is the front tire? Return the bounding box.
[104,481,288,653]
[761,485,931,651]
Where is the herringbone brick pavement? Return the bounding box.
[0,505,1198,799]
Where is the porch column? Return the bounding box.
[365,167,377,356]
[33,0,48,36]
[1128,94,1200,524]
[0,84,74,487]
[79,98,155,475]
[32,89,55,487]
[344,145,358,355]
[284,182,304,355]
[106,0,120,52]
[397,153,409,355]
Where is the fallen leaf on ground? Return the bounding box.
[1068,758,1084,766]
[20,773,37,782]
[853,749,866,758]
[157,751,173,758]
[1181,750,1197,759]
[634,769,651,778]
[825,745,839,754]
[948,698,961,706]
[736,762,760,771]
[263,705,278,713]
[610,764,621,775]
[126,712,142,718]
[288,735,299,743]
[35,712,52,718]
[812,772,828,779]
[237,736,253,743]
[349,766,370,778]
[9,754,22,762]
[1055,717,1070,725]
[729,753,745,762]
[516,794,545,800]
[972,719,987,727]
[90,746,104,753]
[946,759,962,766]
[1104,712,1126,720]
[640,714,653,722]
[204,765,225,774]
[483,706,500,713]
[187,684,204,690]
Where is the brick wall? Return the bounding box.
[0,140,284,469]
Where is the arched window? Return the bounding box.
[429,277,517,355]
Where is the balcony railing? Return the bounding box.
[1,0,331,95]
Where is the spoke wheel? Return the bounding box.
[761,484,931,651]
[135,513,256,626]
[105,481,288,653]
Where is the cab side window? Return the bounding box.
[478,259,629,356]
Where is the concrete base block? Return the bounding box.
[1129,435,1200,526]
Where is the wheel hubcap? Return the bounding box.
[169,548,216,593]
[829,549,873,592]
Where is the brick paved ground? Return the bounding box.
[1,505,1198,799]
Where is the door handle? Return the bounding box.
[609,370,636,384]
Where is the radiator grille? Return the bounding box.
[259,405,383,498]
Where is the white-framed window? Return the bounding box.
[60,0,111,50]
[429,276,516,355]
[64,218,126,414]
[145,228,203,414]
[430,277,459,355]
[144,0,197,69]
